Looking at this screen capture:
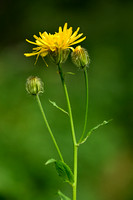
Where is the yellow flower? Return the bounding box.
[24,23,86,63]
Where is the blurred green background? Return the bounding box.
[0,0,133,199]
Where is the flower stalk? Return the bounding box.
[78,67,89,143]
[36,94,64,162]
[58,63,78,200]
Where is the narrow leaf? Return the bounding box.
[80,119,112,145]
[49,100,69,115]
[55,161,74,185]
[58,190,71,200]
[66,72,75,75]
[45,158,56,165]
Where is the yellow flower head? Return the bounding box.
[24,23,86,63]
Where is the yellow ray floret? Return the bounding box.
[24,23,86,59]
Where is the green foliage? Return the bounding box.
[58,190,71,200]
[45,159,74,185]
[49,100,69,115]
[66,72,75,75]
[79,120,112,145]
[55,160,74,185]
[45,158,56,165]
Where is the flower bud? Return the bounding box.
[71,46,90,69]
[49,49,70,64]
[26,76,44,95]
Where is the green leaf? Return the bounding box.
[49,100,69,115]
[45,159,74,186]
[66,72,75,75]
[58,190,71,200]
[80,119,112,145]
[55,161,74,185]
[45,158,56,165]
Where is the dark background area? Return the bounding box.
[0,0,133,199]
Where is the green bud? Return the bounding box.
[26,76,44,95]
[71,46,90,69]
[49,49,70,64]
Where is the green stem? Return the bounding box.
[78,67,89,143]
[36,94,64,162]
[58,64,78,200]
[73,146,78,200]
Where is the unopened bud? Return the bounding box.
[49,49,70,64]
[26,76,44,95]
[71,46,90,69]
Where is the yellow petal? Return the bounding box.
[42,32,52,42]
[59,26,62,33]
[24,52,39,57]
[63,23,68,32]
[67,27,72,37]
[33,35,39,40]
[32,47,42,50]
[68,46,74,51]
[70,33,83,44]
[39,32,42,37]
[70,36,86,46]
[34,35,50,46]
[26,39,38,45]
[35,40,43,45]
[70,27,80,40]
